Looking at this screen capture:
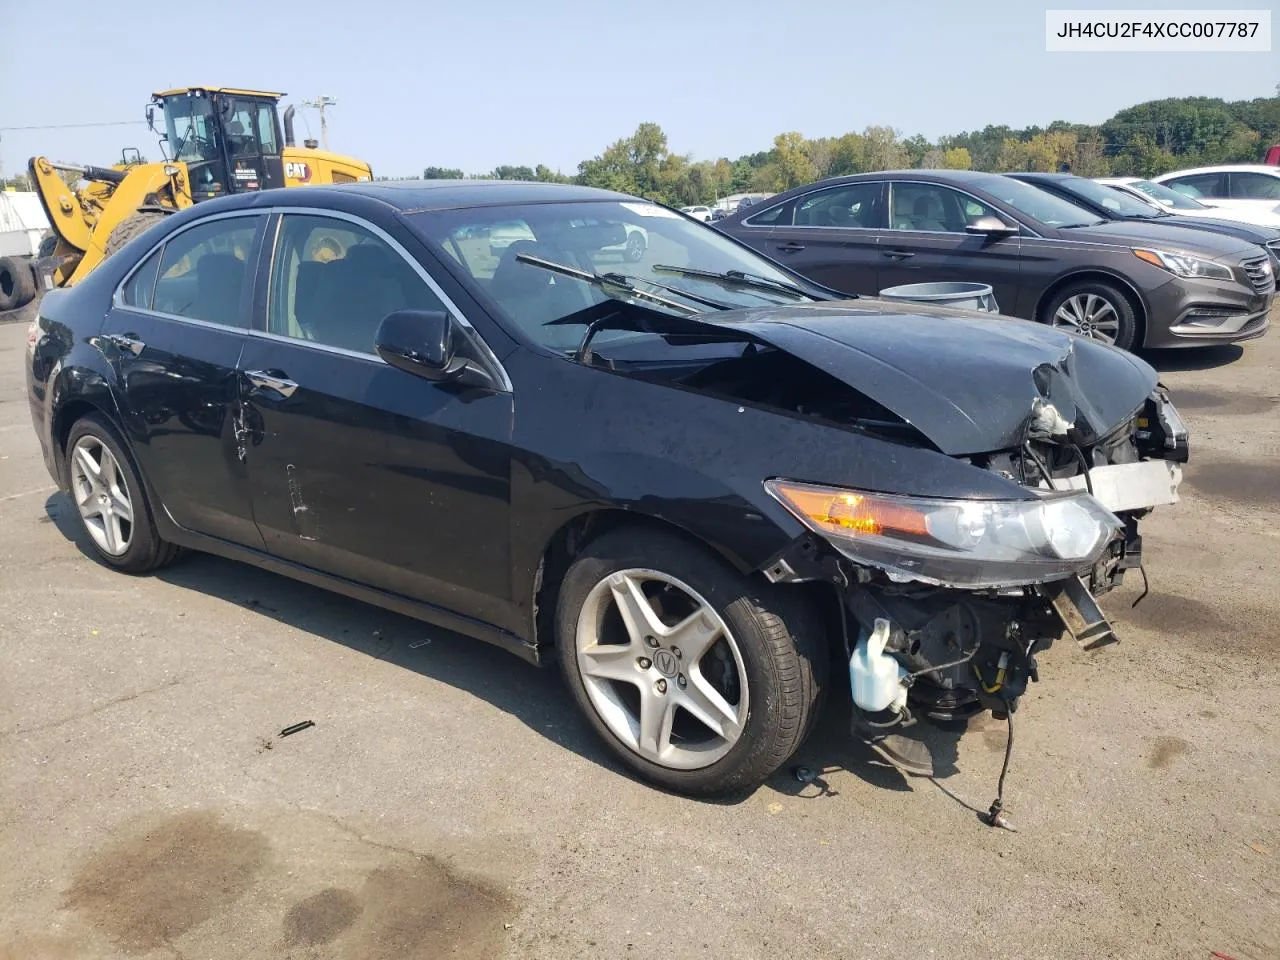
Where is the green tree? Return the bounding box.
[773,131,816,189]
[423,166,465,179]
[940,147,972,170]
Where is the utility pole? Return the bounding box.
[300,96,338,150]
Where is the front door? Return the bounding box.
[239,212,516,626]
[100,212,267,546]
[878,181,1023,315]
[765,181,885,295]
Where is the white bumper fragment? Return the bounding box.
[1049,460,1182,513]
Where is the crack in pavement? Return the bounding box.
[1,676,188,738]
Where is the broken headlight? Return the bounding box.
[765,480,1122,589]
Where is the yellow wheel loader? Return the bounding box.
[29,86,372,290]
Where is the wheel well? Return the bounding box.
[53,398,107,458]
[531,509,841,659]
[532,510,753,653]
[1034,271,1148,346]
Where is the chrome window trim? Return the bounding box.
[110,204,513,394]
[886,179,1042,238]
[112,209,267,319]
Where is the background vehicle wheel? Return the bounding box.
[64,414,179,573]
[1041,280,1138,351]
[103,211,168,260]
[557,528,828,796]
[623,231,646,262]
[0,255,36,311]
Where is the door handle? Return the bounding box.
[881,249,915,260]
[775,242,806,253]
[104,333,145,355]
[245,370,299,398]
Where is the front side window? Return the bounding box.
[889,183,998,232]
[121,249,162,310]
[1126,180,1206,210]
[795,183,882,229]
[1230,172,1280,200]
[268,215,447,355]
[152,217,261,326]
[409,199,821,354]
[1164,173,1225,199]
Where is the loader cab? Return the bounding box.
[151,87,286,201]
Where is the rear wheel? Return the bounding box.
[1041,280,1139,351]
[557,528,828,796]
[103,211,168,260]
[0,256,36,311]
[64,414,179,573]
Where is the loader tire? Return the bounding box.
[103,211,168,261]
[0,256,36,311]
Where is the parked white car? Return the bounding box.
[487,219,649,262]
[1150,165,1280,217]
[1097,177,1280,228]
[679,205,713,222]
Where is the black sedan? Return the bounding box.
[26,180,1188,798]
[1007,172,1280,271]
[715,170,1275,351]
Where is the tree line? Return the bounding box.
[408,94,1280,207]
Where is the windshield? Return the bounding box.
[985,177,1105,227]
[162,94,220,163]
[1126,179,1208,210]
[1055,177,1167,218]
[409,200,821,354]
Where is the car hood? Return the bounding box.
[1054,219,1260,260]
[691,300,1159,456]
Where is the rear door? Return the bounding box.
[878,181,1022,314]
[100,212,267,546]
[238,211,516,626]
[1226,171,1280,210]
[762,181,885,295]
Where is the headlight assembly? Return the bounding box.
[1133,248,1234,281]
[765,480,1122,589]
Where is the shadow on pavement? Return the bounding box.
[44,491,972,806]
[1140,344,1244,372]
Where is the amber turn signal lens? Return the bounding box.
[767,482,929,538]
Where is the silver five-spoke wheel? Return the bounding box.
[70,435,134,556]
[1052,293,1121,344]
[575,568,748,770]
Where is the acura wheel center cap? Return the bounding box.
[653,649,680,678]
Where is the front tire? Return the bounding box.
[64,414,179,573]
[103,211,168,261]
[557,528,828,796]
[1041,280,1139,351]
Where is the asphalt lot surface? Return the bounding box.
[1,299,1278,960]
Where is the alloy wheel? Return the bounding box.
[575,569,749,770]
[70,436,134,556]
[1052,293,1120,344]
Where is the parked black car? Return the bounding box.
[27,181,1188,797]
[1007,172,1280,271]
[715,170,1275,351]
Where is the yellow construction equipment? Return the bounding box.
[29,86,372,288]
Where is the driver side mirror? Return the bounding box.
[374,310,492,389]
[965,215,1018,236]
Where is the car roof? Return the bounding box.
[212,179,640,214]
[1005,172,1074,181]
[1155,164,1280,176]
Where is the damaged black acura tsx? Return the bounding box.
[26,181,1189,801]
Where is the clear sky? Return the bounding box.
[1,0,1275,180]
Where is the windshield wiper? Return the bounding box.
[651,264,814,300]
[513,253,730,314]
